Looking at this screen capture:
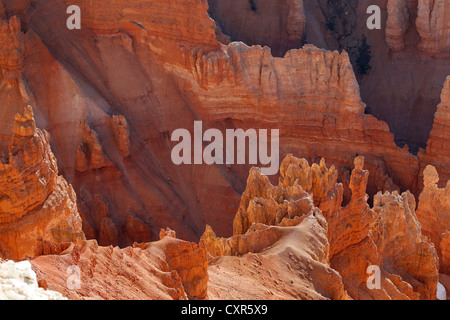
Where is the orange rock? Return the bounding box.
[441,231,450,275]
[0,107,85,260]
[76,122,113,172]
[374,190,440,299]
[109,115,131,158]
[416,165,450,273]
[0,15,24,81]
[233,164,317,235]
[124,214,151,243]
[385,0,449,54]
[386,0,410,51]
[416,0,450,54]
[420,77,450,186]
[31,236,208,300]
[164,237,208,299]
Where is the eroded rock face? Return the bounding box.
[232,164,318,236]
[442,231,450,275]
[9,0,437,245]
[416,0,450,54]
[416,165,450,273]
[207,0,305,57]
[0,15,24,81]
[386,0,410,51]
[31,235,208,300]
[0,0,447,301]
[204,155,441,300]
[161,229,209,299]
[421,77,450,185]
[385,0,449,54]
[0,107,85,261]
[374,190,439,300]
[76,122,113,172]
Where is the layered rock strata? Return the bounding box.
[416,165,450,273]
[31,234,208,300]
[0,106,85,261]
[0,15,24,81]
[386,0,411,51]
[204,155,440,300]
[416,0,450,54]
[385,0,450,54]
[420,77,450,185]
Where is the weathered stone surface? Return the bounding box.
[0,15,24,81]
[109,115,131,158]
[416,0,450,54]
[76,122,113,172]
[416,165,450,273]
[374,190,440,299]
[0,107,85,261]
[287,0,306,42]
[206,155,440,300]
[233,164,317,236]
[420,77,450,185]
[441,231,450,275]
[207,0,305,57]
[386,0,410,51]
[31,236,208,300]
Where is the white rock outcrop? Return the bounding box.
[0,260,67,300]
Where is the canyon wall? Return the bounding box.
[0,0,444,247]
[0,0,448,301]
[207,0,305,57]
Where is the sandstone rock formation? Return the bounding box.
[416,0,450,54]
[7,153,442,300]
[202,171,349,300]
[0,260,67,300]
[207,0,305,57]
[442,231,450,275]
[385,0,449,54]
[0,106,85,261]
[0,0,447,301]
[287,0,306,42]
[9,0,444,245]
[416,165,450,273]
[109,115,131,159]
[161,229,209,299]
[0,15,24,81]
[326,156,438,300]
[76,122,113,172]
[204,155,440,300]
[31,235,208,300]
[386,0,410,51]
[420,77,450,185]
[374,190,439,299]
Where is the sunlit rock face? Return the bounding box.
[0,107,84,261]
[0,0,448,301]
